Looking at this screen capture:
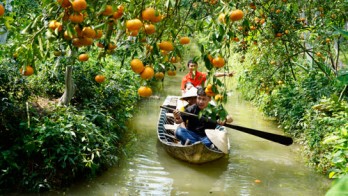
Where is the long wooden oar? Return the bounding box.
[160,105,293,146]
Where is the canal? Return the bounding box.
[57,70,331,196]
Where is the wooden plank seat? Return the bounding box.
[166,113,174,118]
[164,124,179,133]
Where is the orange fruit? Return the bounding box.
[56,22,63,32]
[117,5,124,13]
[138,86,152,97]
[78,53,89,61]
[82,27,96,38]
[19,66,34,76]
[212,57,225,68]
[107,42,116,50]
[170,56,180,63]
[0,4,5,17]
[205,88,215,97]
[154,72,165,80]
[249,3,256,10]
[160,50,169,56]
[72,0,87,12]
[260,18,265,24]
[129,30,139,37]
[95,75,106,83]
[316,52,322,57]
[144,24,156,35]
[130,58,145,73]
[80,37,93,46]
[96,42,104,48]
[206,84,213,91]
[205,84,216,96]
[74,25,83,37]
[229,9,244,21]
[179,37,190,45]
[158,41,174,51]
[254,179,262,183]
[113,11,122,19]
[112,5,124,19]
[167,70,176,76]
[48,20,58,30]
[72,38,83,47]
[218,13,226,23]
[48,20,63,32]
[57,0,71,8]
[102,5,113,16]
[126,19,143,31]
[63,31,72,40]
[276,33,282,37]
[214,94,223,102]
[142,7,156,21]
[151,14,162,23]
[233,37,240,42]
[94,29,103,39]
[69,13,84,23]
[140,66,154,80]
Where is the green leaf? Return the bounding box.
[329,171,336,179]
[70,131,76,137]
[333,26,348,39]
[323,135,340,144]
[325,175,348,195]
[337,70,348,85]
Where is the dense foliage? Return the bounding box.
[0,0,348,193]
[0,53,139,193]
[228,0,348,180]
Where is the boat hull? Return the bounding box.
[157,96,229,164]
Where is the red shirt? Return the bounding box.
[181,71,207,90]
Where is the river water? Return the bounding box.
[57,73,331,196]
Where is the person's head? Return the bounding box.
[196,87,211,109]
[181,86,197,105]
[187,60,198,73]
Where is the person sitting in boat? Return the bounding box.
[181,60,235,95]
[173,87,232,147]
[178,86,197,112]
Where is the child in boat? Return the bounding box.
[178,86,197,112]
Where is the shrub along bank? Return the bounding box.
[0,55,140,193]
[237,53,348,179]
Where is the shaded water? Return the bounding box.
[57,74,330,195]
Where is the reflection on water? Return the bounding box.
[52,74,330,196]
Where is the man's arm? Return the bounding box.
[173,109,183,124]
[217,115,233,125]
[214,71,235,77]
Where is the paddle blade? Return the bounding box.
[225,124,293,146]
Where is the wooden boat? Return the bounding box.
[157,96,230,164]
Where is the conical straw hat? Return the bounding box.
[180,87,197,100]
[205,129,229,154]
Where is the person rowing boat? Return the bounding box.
[173,87,233,150]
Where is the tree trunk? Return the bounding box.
[59,66,75,105]
[0,0,13,44]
